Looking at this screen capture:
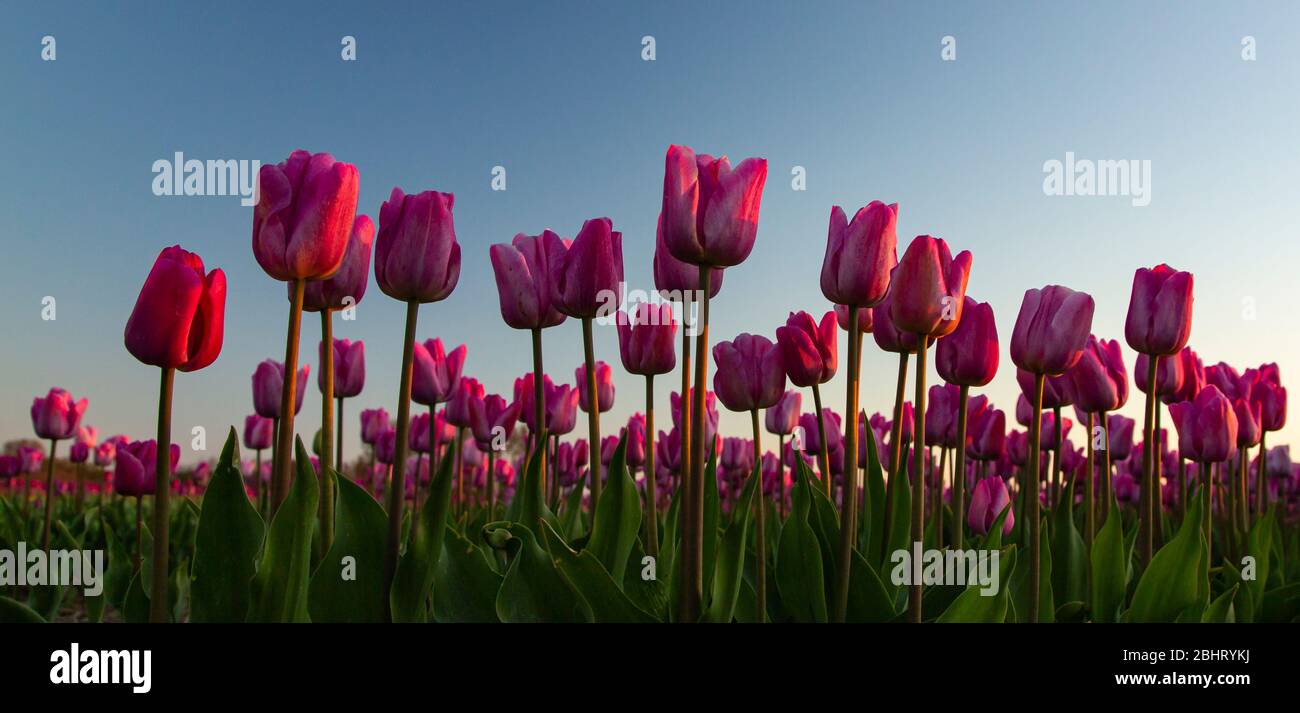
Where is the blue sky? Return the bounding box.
[2,1,1298,464]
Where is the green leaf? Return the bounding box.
[308,473,388,622]
[702,446,720,595]
[623,538,668,620]
[1128,485,1207,622]
[191,429,264,623]
[431,528,502,623]
[775,463,827,622]
[388,449,455,623]
[846,548,898,622]
[506,447,560,535]
[937,545,1017,623]
[559,466,588,542]
[863,425,887,559]
[1202,584,1238,623]
[704,466,757,623]
[1089,490,1127,623]
[487,521,587,623]
[0,595,45,623]
[1050,469,1088,606]
[540,520,657,622]
[586,434,642,584]
[1009,520,1054,623]
[1243,509,1274,618]
[881,456,912,586]
[246,438,319,623]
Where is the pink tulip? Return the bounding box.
[935,297,998,387]
[1168,385,1237,463]
[626,414,647,468]
[252,360,309,419]
[124,246,227,372]
[1010,285,1095,376]
[243,415,274,451]
[408,412,433,453]
[489,230,568,330]
[1124,264,1194,356]
[617,302,677,376]
[653,214,723,297]
[967,477,1014,537]
[31,388,87,441]
[446,378,485,428]
[76,426,98,448]
[1250,378,1287,433]
[470,394,521,450]
[1234,398,1262,448]
[776,311,838,387]
[968,407,1006,461]
[764,390,802,436]
[373,188,461,303]
[889,235,972,338]
[548,218,624,319]
[412,339,466,406]
[1016,370,1074,411]
[1134,352,1184,400]
[660,144,768,267]
[833,303,873,333]
[871,274,925,353]
[1108,415,1136,460]
[712,334,786,413]
[546,382,581,436]
[301,214,374,311]
[321,338,365,398]
[252,150,359,282]
[820,201,898,307]
[671,389,719,446]
[575,361,616,413]
[359,408,391,446]
[375,428,397,465]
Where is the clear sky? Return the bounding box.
[2,1,1297,465]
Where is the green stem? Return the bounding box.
[953,385,969,550]
[383,300,420,610]
[908,335,928,623]
[319,309,336,555]
[644,374,659,558]
[750,408,767,623]
[149,366,175,623]
[1139,355,1159,565]
[811,382,831,498]
[833,305,860,622]
[1028,372,1045,623]
[880,351,909,563]
[581,318,603,505]
[42,438,58,551]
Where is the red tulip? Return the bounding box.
[820,201,898,307]
[776,310,838,387]
[253,150,359,282]
[660,144,768,268]
[889,235,972,338]
[1010,285,1094,375]
[124,246,226,371]
[935,297,998,387]
[490,230,568,330]
[1124,264,1194,356]
[712,334,786,412]
[375,188,461,303]
[445,377,485,428]
[31,388,87,441]
[301,214,374,311]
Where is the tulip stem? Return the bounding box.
[336,397,345,474]
[580,318,604,508]
[455,428,465,516]
[744,408,767,623]
[680,267,711,623]
[777,433,787,519]
[149,366,175,623]
[908,336,929,622]
[645,374,659,557]
[676,322,694,608]
[529,327,548,501]
[953,386,970,551]
[833,305,861,622]
[1153,406,1164,547]
[1255,434,1267,521]
[1085,412,1095,551]
[810,383,832,498]
[134,494,143,574]
[487,451,496,517]
[1027,372,1045,623]
[41,439,58,551]
[320,309,336,556]
[1238,449,1249,535]
[1051,406,1062,510]
[1139,355,1159,566]
[271,279,306,513]
[383,300,420,612]
[75,462,85,514]
[880,351,910,563]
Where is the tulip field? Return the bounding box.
[0,141,1294,627]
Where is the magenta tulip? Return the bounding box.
[1010,285,1095,376]
[1124,264,1194,356]
[244,415,274,451]
[374,188,461,303]
[968,477,1014,537]
[1134,352,1184,401]
[617,302,677,376]
[820,201,898,307]
[470,395,521,451]
[321,338,365,398]
[252,360,309,419]
[935,297,998,387]
[412,339,466,406]
[889,236,972,338]
[446,378,485,428]
[547,383,581,437]
[765,390,802,436]
[1067,335,1128,414]
[575,361,616,413]
[548,218,624,319]
[489,230,568,330]
[252,150,359,282]
[713,334,786,413]
[776,311,837,387]
[360,408,391,446]
[302,214,374,311]
[31,388,87,441]
[1168,385,1237,463]
[653,214,723,298]
[660,144,769,268]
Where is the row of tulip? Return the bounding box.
[1,143,1295,624]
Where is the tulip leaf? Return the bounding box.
[1089,490,1127,623]
[540,520,657,622]
[1128,485,1207,622]
[702,447,720,595]
[704,465,757,623]
[1050,471,1088,605]
[660,490,682,621]
[432,528,502,623]
[0,595,45,623]
[307,473,388,622]
[1202,584,1238,623]
[389,449,455,623]
[1243,509,1274,618]
[506,447,560,537]
[587,434,642,584]
[863,431,887,558]
[937,545,1017,623]
[191,429,264,623]
[846,547,898,622]
[246,438,319,623]
[1009,519,1054,623]
[487,521,587,623]
[623,538,669,620]
[775,462,828,622]
[560,469,588,542]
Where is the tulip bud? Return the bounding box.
[301,214,374,311]
[776,311,837,387]
[660,144,768,268]
[489,231,568,330]
[375,188,461,303]
[764,390,802,436]
[820,201,898,307]
[1010,285,1094,376]
[889,235,972,338]
[124,245,226,372]
[617,302,677,376]
[253,150,359,283]
[1124,264,1194,356]
[935,297,998,387]
[712,334,786,413]
[412,339,466,406]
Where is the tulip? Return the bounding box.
[871,276,924,564]
[375,428,397,465]
[1124,264,1194,357]
[660,144,769,622]
[575,361,616,413]
[253,360,310,419]
[765,390,801,437]
[626,414,647,469]
[1066,335,1129,543]
[243,414,273,505]
[968,407,1006,462]
[412,339,467,406]
[445,377,484,512]
[30,388,87,547]
[322,338,364,464]
[125,243,227,622]
[617,303,677,556]
[968,477,1014,537]
[1009,283,1093,622]
[469,394,520,514]
[547,383,581,437]
[820,201,898,307]
[1170,385,1237,561]
[776,310,839,500]
[1248,370,1287,517]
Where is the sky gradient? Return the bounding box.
[2,1,1297,465]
